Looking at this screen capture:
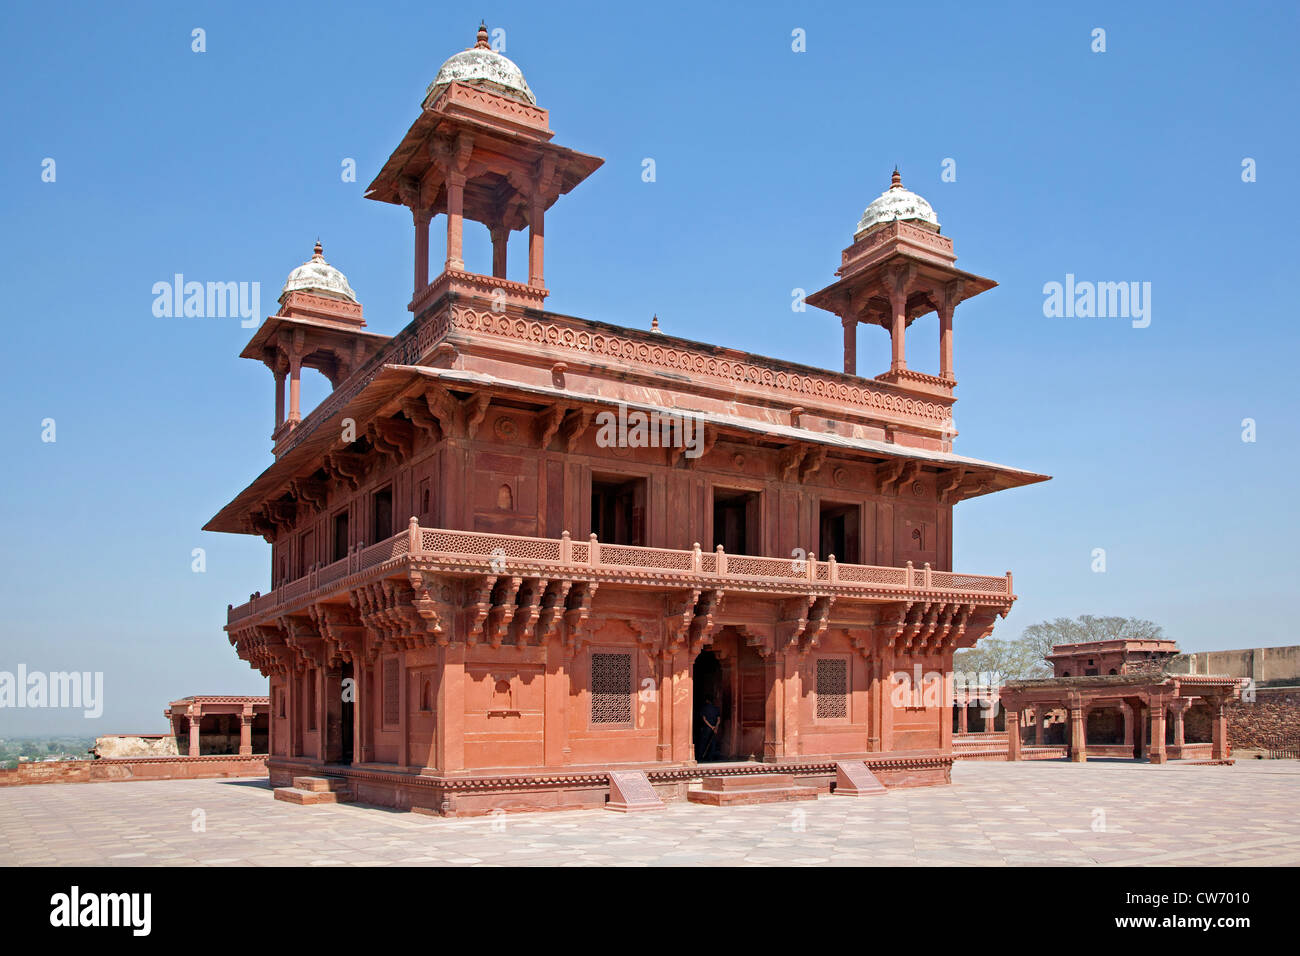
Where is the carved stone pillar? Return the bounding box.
[544,641,570,767]
[239,709,253,756]
[1006,707,1022,761]
[413,206,432,292]
[490,224,508,279]
[273,366,286,430]
[1035,707,1045,746]
[287,349,303,423]
[528,195,545,288]
[888,276,908,372]
[1068,704,1086,762]
[1149,699,1168,764]
[436,643,465,772]
[187,710,202,757]
[445,172,466,272]
[938,301,954,381]
[1211,697,1230,760]
[841,317,857,376]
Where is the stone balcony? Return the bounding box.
[227,519,1014,628]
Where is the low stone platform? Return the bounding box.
[687,773,819,807]
[273,776,354,806]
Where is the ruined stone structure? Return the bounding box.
[1002,641,1241,763]
[206,25,1047,814]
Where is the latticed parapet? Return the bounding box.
[225,520,1014,673]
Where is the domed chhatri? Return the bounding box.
[854,169,940,236]
[280,240,358,304]
[424,23,536,107]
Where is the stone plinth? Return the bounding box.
[687,773,818,806]
[833,760,887,796]
[605,770,665,812]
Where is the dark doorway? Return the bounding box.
[713,488,760,555]
[331,510,350,561]
[819,501,860,563]
[693,650,724,762]
[591,474,646,545]
[372,486,393,544]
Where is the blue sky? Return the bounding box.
[1,0,1296,733]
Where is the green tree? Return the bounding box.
[955,615,1168,681]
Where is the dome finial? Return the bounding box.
[890,167,902,189]
[313,238,323,258]
[475,21,490,49]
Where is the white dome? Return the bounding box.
[855,170,940,235]
[280,242,357,304]
[424,24,536,107]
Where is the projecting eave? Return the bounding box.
[205,361,1049,537]
[238,313,392,363]
[203,364,420,535]
[399,365,1048,488]
[806,259,997,317]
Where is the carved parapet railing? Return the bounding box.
[227,521,1014,627]
[444,304,954,431]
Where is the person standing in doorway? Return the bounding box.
[700,695,722,761]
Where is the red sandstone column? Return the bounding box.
[528,195,545,288]
[1122,704,1133,753]
[239,709,253,756]
[782,650,802,758]
[188,711,201,757]
[1149,702,1168,764]
[938,302,954,381]
[1006,708,1022,761]
[1068,705,1086,762]
[413,206,432,292]
[1211,698,1229,760]
[671,650,692,762]
[490,224,508,279]
[436,643,465,772]
[842,317,857,376]
[445,172,466,272]
[287,351,302,423]
[983,700,996,734]
[1035,708,1044,746]
[1172,700,1187,751]
[889,285,907,372]
[273,367,285,430]
[544,642,570,766]
[958,700,968,734]
[398,652,410,769]
[352,662,367,764]
[763,653,785,761]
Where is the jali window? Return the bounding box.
[816,658,849,720]
[590,652,632,726]
[383,658,400,727]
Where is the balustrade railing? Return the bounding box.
[227,519,1013,623]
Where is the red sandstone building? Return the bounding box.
[206,26,1047,814]
[165,696,270,757]
[1001,640,1241,763]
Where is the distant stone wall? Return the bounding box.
[92,735,180,758]
[0,754,266,787]
[1172,645,1300,685]
[1226,688,1300,750]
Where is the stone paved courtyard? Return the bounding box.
[2,760,1297,867]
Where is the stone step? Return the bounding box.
[275,785,353,805]
[702,773,796,792]
[292,776,350,793]
[689,773,818,807]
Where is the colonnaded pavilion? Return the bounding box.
[206,24,1048,815]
